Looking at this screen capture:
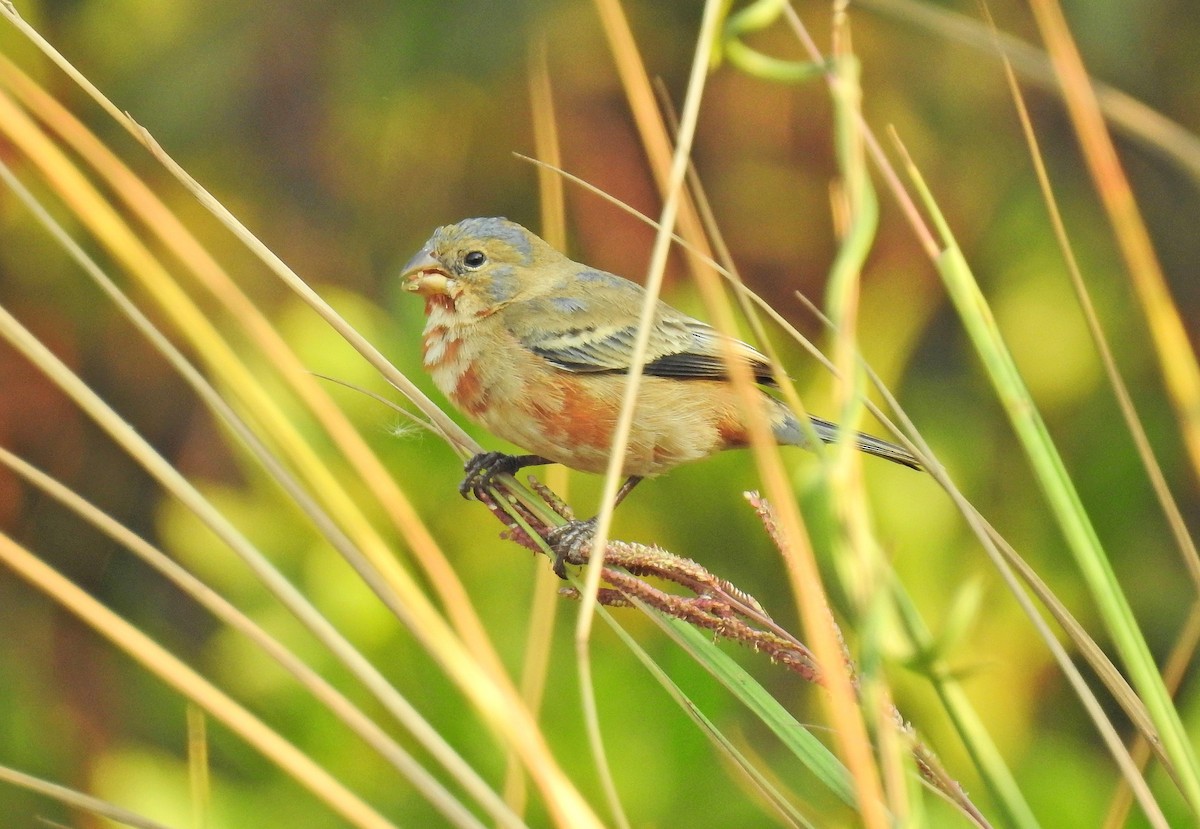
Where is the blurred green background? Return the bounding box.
[1,0,1199,825]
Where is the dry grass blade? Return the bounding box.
[3,0,1191,825]
[601,3,889,824]
[1026,0,1200,487]
[990,12,1200,592]
[0,765,175,829]
[0,11,602,822]
[0,442,510,829]
[0,534,400,829]
[855,0,1200,185]
[497,40,569,823]
[1027,0,1200,810]
[889,136,1171,827]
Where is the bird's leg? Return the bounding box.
[460,452,552,500]
[547,475,643,578]
[611,474,644,509]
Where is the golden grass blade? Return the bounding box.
[570,4,731,827]
[0,444,511,829]
[0,145,586,827]
[988,10,1200,591]
[185,706,210,829]
[0,534,399,829]
[0,5,508,666]
[855,0,1200,186]
[1027,0,1200,486]
[498,41,568,822]
[120,127,599,829]
[823,10,913,819]
[0,52,520,669]
[590,0,713,266]
[891,140,1172,826]
[0,144,516,825]
[0,8,606,823]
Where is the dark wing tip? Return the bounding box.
[642,352,777,384]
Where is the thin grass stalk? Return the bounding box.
[0,764,175,829]
[1026,0,1200,490]
[988,9,1200,593]
[186,706,210,829]
[0,443,506,829]
[1020,17,1200,801]
[497,41,569,822]
[670,74,973,822]
[0,151,519,819]
[590,0,715,271]
[992,25,1200,814]
[800,261,1169,772]
[0,78,498,690]
[0,534,399,829]
[565,4,738,826]
[809,49,1178,782]
[592,1,888,825]
[886,202,1168,823]
[721,4,916,822]
[785,60,1180,813]
[652,92,983,819]
[857,288,1167,826]
[852,0,1200,185]
[824,6,919,823]
[0,56,515,683]
[1102,600,1200,829]
[917,184,1193,817]
[114,132,600,829]
[0,310,503,826]
[0,130,591,821]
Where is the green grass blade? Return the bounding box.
[599,605,817,828]
[932,238,1200,810]
[641,608,857,807]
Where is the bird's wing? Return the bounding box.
[642,322,777,385]
[504,269,777,385]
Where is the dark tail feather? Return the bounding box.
[776,412,922,470]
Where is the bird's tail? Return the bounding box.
[773,408,921,470]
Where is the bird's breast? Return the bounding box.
[421,308,488,416]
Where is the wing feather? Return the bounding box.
[503,269,776,385]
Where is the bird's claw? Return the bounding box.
[459,451,521,500]
[547,517,599,579]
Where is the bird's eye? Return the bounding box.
[463,250,487,269]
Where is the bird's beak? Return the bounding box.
[400,248,450,295]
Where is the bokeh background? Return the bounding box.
[1,0,1199,825]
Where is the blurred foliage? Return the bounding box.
[1,0,1199,826]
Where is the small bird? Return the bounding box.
[401,217,918,572]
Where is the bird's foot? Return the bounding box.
[459,451,522,500]
[460,452,551,500]
[546,517,599,579]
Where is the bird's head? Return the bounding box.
[400,217,560,318]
